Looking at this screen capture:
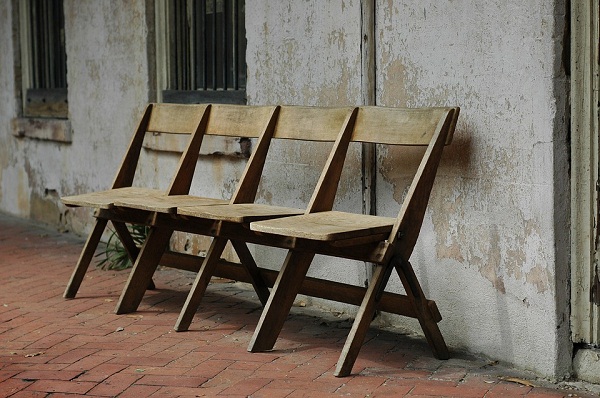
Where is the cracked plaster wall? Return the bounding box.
[0,0,572,380]
[247,0,571,378]
[0,1,155,233]
[0,0,247,238]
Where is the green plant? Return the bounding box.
[95,224,149,270]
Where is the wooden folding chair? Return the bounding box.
[61,103,213,298]
[61,104,278,299]
[113,106,359,324]
[109,103,290,314]
[247,106,459,377]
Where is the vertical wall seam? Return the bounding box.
[361,0,377,286]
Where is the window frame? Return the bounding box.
[18,0,68,119]
[155,0,247,105]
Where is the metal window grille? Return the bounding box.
[167,0,246,96]
[22,0,68,118]
[28,0,67,89]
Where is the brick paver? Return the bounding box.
[1,213,599,397]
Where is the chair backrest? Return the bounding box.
[112,103,210,189]
[146,103,209,135]
[169,104,280,196]
[204,104,281,138]
[114,103,282,195]
[358,106,458,260]
[272,106,356,141]
[351,106,459,145]
[230,105,358,204]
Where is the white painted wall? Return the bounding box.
[0,0,572,379]
[246,0,571,378]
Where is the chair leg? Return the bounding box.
[334,263,393,377]
[394,257,449,360]
[248,251,315,352]
[114,226,174,314]
[230,240,270,306]
[63,218,108,299]
[174,237,228,331]
[111,221,155,290]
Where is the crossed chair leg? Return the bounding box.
[175,237,271,332]
[63,218,155,299]
[115,229,271,317]
[246,253,448,377]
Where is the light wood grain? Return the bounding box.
[205,104,280,138]
[147,103,209,134]
[112,195,227,213]
[352,106,458,145]
[273,106,355,141]
[251,211,395,241]
[177,203,303,222]
[61,187,169,209]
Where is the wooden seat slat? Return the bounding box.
[112,195,227,213]
[251,211,395,241]
[61,187,168,209]
[177,203,304,222]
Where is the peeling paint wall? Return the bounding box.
[375,1,569,378]
[0,0,571,380]
[0,1,154,233]
[247,0,571,378]
[0,0,248,237]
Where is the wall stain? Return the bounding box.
[380,132,552,296]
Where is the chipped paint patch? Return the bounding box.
[428,177,552,295]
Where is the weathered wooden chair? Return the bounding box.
[112,106,359,320]
[61,103,279,298]
[245,106,460,377]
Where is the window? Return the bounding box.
[19,0,68,119]
[157,0,246,104]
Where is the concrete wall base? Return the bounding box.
[573,347,600,384]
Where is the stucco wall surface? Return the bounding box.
[0,1,154,234]
[376,0,570,378]
[245,0,370,289]
[246,0,570,378]
[0,1,24,216]
[0,0,571,380]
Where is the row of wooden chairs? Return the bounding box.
[62,103,459,377]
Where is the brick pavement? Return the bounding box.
[1,212,599,397]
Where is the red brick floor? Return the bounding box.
[0,213,598,398]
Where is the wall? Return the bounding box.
[246,0,571,378]
[0,0,571,380]
[0,1,154,234]
[244,1,369,291]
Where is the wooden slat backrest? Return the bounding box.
[351,106,459,145]
[231,106,358,204]
[204,104,280,138]
[146,103,209,134]
[169,105,280,196]
[112,104,209,188]
[385,107,460,260]
[273,106,355,141]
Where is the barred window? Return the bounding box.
[158,0,246,104]
[19,0,68,118]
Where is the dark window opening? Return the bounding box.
[23,0,68,118]
[163,0,246,104]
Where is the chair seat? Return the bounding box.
[177,203,303,223]
[112,195,227,213]
[61,187,169,209]
[250,210,396,241]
